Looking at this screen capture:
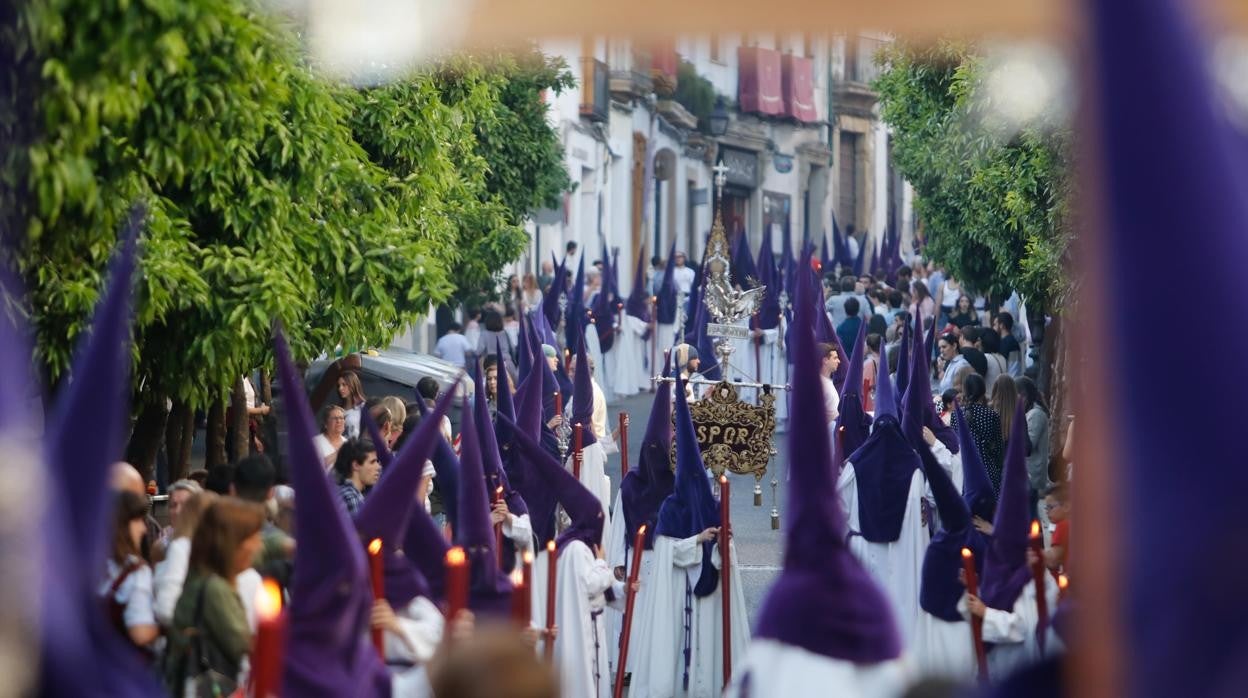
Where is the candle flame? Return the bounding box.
[368,538,382,555]
[446,546,466,566]
[255,578,282,620]
[638,524,647,535]
[1030,520,1041,537]
[510,569,524,586]
[496,486,504,495]
[523,551,534,564]
[961,547,973,560]
[1058,574,1069,590]
[720,475,728,484]
[546,540,556,553]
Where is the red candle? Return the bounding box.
[613,525,647,698]
[573,423,584,481]
[249,578,285,698]
[510,568,527,626]
[1030,521,1049,653]
[445,546,468,630]
[719,475,732,688]
[368,538,385,656]
[493,486,505,567]
[554,391,563,422]
[961,547,988,682]
[544,540,558,662]
[619,412,630,481]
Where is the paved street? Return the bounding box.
[606,389,790,631]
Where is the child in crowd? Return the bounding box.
[1044,484,1070,574]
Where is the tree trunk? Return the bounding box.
[231,376,249,462]
[205,399,227,468]
[125,398,169,484]
[165,400,193,481]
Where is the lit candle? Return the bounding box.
[961,547,988,682]
[719,475,732,688]
[367,538,384,656]
[1058,573,1069,601]
[250,579,285,698]
[1029,520,1048,653]
[510,568,527,625]
[613,525,647,698]
[619,412,630,481]
[573,423,583,480]
[544,540,557,662]
[445,546,468,629]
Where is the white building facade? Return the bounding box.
[523,33,916,293]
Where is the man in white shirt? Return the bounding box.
[433,323,472,370]
[819,341,841,424]
[672,251,696,295]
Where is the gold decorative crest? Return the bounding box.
[672,381,776,481]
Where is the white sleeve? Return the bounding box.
[580,557,616,598]
[667,535,705,569]
[152,541,189,627]
[388,598,445,665]
[122,566,156,629]
[503,513,533,551]
[957,592,1028,644]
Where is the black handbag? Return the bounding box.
[181,582,238,698]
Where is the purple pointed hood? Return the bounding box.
[412,395,460,527]
[542,253,566,330]
[591,247,616,354]
[536,299,560,349]
[681,254,703,346]
[564,256,587,354]
[360,405,392,468]
[494,338,517,426]
[820,230,834,273]
[497,414,604,552]
[843,337,919,544]
[755,229,782,331]
[473,362,526,518]
[732,232,759,289]
[625,247,652,322]
[895,315,912,404]
[918,439,986,623]
[756,243,901,662]
[656,371,721,597]
[38,207,164,697]
[689,294,721,381]
[454,391,513,616]
[655,240,678,324]
[620,351,675,550]
[570,338,597,447]
[900,309,928,450]
[275,329,390,696]
[872,338,899,421]
[355,387,456,607]
[833,317,873,464]
[954,401,996,521]
[978,401,1031,610]
[515,313,534,388]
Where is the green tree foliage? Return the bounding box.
[3,0,571,420]
[874,41,1071,310]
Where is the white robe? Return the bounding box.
[605,496,658,678]
[389,596,445,697]
[609,314,651,398]
[630,534,750,698]
[922,443,963,535]
[501,512,534,573]
[553,540,616,698]
[957,572,1062,681]
[911,611,978,682]
[568,440,612,546]
[837,465,928,649]
[586,324,609,403]
[655,323,678,357]
[723,639,912,698]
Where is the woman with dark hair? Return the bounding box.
[960,373,1005,495]
[337,370,367,439]
[910,279,935,323]
[948,295,978,330]
[1017,376,1052,512]
[165,498,266,694]
[476,305,516,375]
[100,490,160,654]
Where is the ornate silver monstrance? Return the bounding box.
[659,163,786,514]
